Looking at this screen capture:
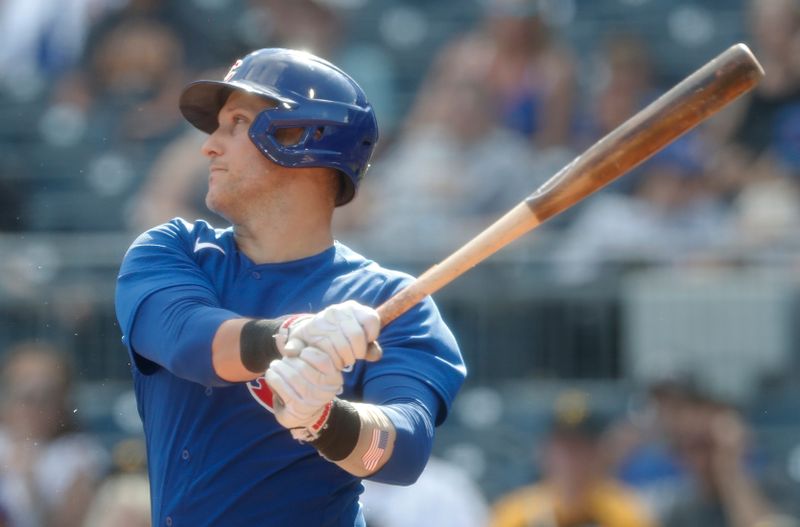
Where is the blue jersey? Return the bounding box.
[115,219,465,527]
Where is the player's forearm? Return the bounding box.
[132,289,291,384]
[366,400,434,485]
[308,398,434,484]
[309,401,397,477]
[213,316,298,382]
[212,318,262,382]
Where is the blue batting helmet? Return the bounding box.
[179,48,379,206]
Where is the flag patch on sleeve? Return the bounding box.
[361,429,389,471]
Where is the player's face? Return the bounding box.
[200,91,303,221]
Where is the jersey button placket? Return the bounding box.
[165,516,173,527]
[251,271,261,279]
[181,449,190,462]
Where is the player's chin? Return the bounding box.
[205,192,230,218]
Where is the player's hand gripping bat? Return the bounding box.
[364,42,764,361]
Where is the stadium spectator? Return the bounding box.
[719,0,800,250]
[82,473,150,527]
[80,0,251,71]
[491,390,655,527]
[660,396,798,527]
[407,0,577,149]
[0,341,108,527]
[82,438,150,527]
[723,0,800,163]
[54,15,187,146]
[706,0,800,205]
[32,15,189,230]
[354,60,562,255]
[574,34,658,161]
[614,377,800,527]
[611,379,706,522]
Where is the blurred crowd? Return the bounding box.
[0,0,797,271]
[2,336,797,527]
[0,341,149,527]
[1,0,800,525]
[505,384,800,527]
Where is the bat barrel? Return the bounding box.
[525,43,764,223]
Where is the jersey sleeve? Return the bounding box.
[363,279,466,425]
[361,373,439,485]
[115,219,239,386]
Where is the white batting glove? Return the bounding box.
[265,347,344,438]
[276,300,381,369]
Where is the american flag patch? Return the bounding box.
[361,429,388,471]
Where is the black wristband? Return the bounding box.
[310,399,361,461]
[239,318,285,373]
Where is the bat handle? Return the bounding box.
[361,281,431,363]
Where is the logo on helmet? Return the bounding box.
[224,59,243,82]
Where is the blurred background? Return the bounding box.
[0,0,799,525]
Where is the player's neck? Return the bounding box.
[232,201,334,265]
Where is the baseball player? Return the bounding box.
[114,48,466,526]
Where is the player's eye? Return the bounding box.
[233,115,249,126]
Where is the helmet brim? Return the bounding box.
[179,79,296,134]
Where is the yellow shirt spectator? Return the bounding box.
[491,480,656,527]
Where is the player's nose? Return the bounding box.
[201,131,223,158]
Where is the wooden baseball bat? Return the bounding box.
[367,43,763,351]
